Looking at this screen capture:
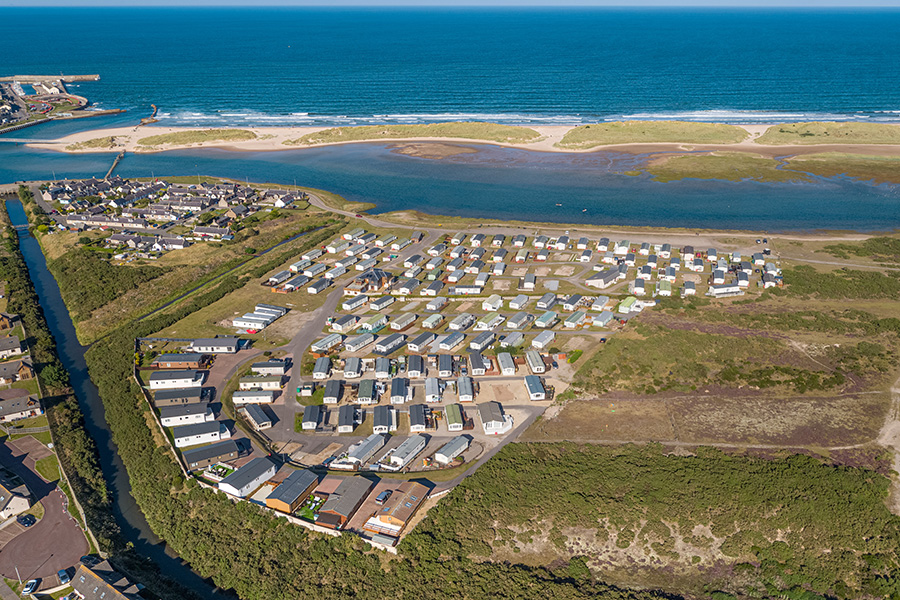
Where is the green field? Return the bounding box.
[137,129,257,146]
[556,121,748,149]
[641,152,810,183]
[757,121,900,145]
[285,122,542,145]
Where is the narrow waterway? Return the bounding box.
[4,199,221,598]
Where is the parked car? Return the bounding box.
[23,579,39,595]
[58,569,71,585]
[375,490,393,505]
[17,514,35,527]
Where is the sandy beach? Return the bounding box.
[23,123,900,158]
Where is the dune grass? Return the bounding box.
[556,120,748,149]
[644,152,810,183]
[757,122,900,145]
[137,128,257,146]
[65,136,117,151]
[285,122,542,145]
[785,152,900,184]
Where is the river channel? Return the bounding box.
[4,199,221,598]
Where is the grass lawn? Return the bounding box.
[34,455,60,482]
[556,121,748,149]
[6,413,48,430]
[757,121,900,145]
[643,152,811,183]
[137,129,257,146]
[297,496,324,521]
[286,122,542,146]
[296,388,325,407]
[7,378,41,396]
[380,461,475,482]
[23,499,44,520]
[300,186,376,213]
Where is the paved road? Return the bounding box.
[0,438,88,582]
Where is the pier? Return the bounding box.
[0,74,100,83]
[105,150,126,180]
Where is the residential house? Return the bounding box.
[182,439,239,472]
[218,457,276,498]
[266,469,319,514]
[479,401,513,435]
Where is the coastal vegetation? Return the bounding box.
[785,152,900,184]
[137,128,257,147]
[821,236,900,264]
[65,136,118,151]
[641,152,809,183]
[408,442,900,600]
[49,248,168,322]
[285,122,542,145]
[757,121,900,145]
[556,121,748,149]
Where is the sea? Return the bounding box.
[2,7,900,231]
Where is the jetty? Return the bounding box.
[105,150,126,180]
[0,74,100,83]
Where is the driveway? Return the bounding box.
[0,438,88,582]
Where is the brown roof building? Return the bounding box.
[362,481,429,538]
[317,477,374,530]
[71,561,143,600]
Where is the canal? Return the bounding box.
[4,199,221,598]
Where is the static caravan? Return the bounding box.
[440,332,465,351]
[534,311,558,328]
[405,354,424,378]
[482,294,502,312]
[524,375,546,400]
[468,352,487,376]
[425,377,443,403]
[243,404,273,431]
[173,421,229,448]
[149,370,205,391]
[373,405,397,434]
[323,379,343,404]
[376,333,406,354]
[438,354,454,378]
[218,457,276,498]
[159,403,215,428]
[356,379,378,405]
[409,332,437,353]
[507,311,532,330]
[313,356,332,380]
[435,435,469,465]
[390,378,412,404]
[497,352,516,376]
[445,405,465,432]
[532,330,555,350]
[342,295,369,311]
[525,349,546,374]
[344,357,363,379]
[457,376,475,403]
[422,313,445,329]
[232,390,276,405]
[469,331,495,352]
[536,293,557,310]
[370,295,395,311]
[344,332,375,353]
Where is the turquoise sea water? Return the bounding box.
[2,139,898,232]
[3,7,900,126]
[2,7,899,231]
